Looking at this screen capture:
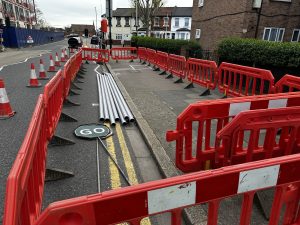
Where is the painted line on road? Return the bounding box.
[105,123,121,189]
[115,123,151,225]
[0,50,51,72]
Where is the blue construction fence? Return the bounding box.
[2,27,64,48]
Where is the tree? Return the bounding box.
[35,6,49,28]
[131,0,165,36]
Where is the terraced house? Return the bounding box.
[0,0,36,28]
[191,0,300,50]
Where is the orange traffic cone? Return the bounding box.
[61,50,66,62]
[48,55,57,72]
[64,48,69,59]
[0,79,15,119]
[27,63,41,88]
[55,52,61,67]
[38,59,49,80]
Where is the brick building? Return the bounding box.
[70,24,95,36]
[191,0,300,50]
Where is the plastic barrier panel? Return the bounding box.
[110,47,138,61]
[146,48,157,66]
[82,48,109,63]
[275,74,300,93]
[166,92,300,172]
[3,95,47,225]
[215,106,300,167]
[43,70,64,139]
[187,58,218,90]
[138,47,147,62]
[156,51,169,72]
[168,54,186,79]
[218,62,275,97]
[34,154,300,225]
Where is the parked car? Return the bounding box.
[67,34,83,48]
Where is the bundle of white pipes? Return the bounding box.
[96,72,134,126]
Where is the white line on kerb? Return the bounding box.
[129,65,136,71]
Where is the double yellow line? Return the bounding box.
[105,123,151,225]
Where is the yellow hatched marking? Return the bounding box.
[116,123,151,225]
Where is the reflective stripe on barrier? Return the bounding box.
[43,70,64,139]
[218,62,275,97]
[146,48,157,66]
[215,106,300,167]
[156,51,168,72]
[166,92,300,172]
[187,58,218,90]
[275,74,300,93]
[82,48,109,63]
[3,95,47,225]
[138,47,147,61]
[110,47,138,60]
[168,54,186,79]
[34,154,300,225]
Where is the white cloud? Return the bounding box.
[36,0,192,28]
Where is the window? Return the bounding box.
[184,18,189,27]
[174,18,179,27]
[198,0,204,7]
[195,29,201,39]
[116,17,121,27]
[125,17,130,27]
[180,33,185,40]
[116,34,122,40]
[163,17,169,27]
[291,29,300,42]
[263,27,285,41]
[154,17,159,27]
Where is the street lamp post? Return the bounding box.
[95,6,98,35]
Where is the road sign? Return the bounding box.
[74,124,111,139]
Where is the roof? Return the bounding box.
[176,28,191,32]
[112,7,192,17]
[71,24,95,29]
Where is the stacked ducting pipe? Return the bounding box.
[96,72,134,126]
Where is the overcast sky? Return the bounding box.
[36,0,193,28]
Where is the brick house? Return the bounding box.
[191,0,300,50]
[70,24,95,36]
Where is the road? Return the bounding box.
[0,40,167,225]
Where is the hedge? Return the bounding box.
[218,38,300,67]
[131,36,202,58]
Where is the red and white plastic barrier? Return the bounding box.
[168,54,186,79]
[166,92,300,172]
[110,47,138,61]
[82,48,109,63]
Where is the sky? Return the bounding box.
[36,0,193,28]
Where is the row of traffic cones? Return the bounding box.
[28,50,68,87]
[1,49,70,118]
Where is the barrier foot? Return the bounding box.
[60,112,78,122]
[184,82,194,89]
[174,78,183,83]
[221,95,227,99]
[153,67,160,72]
[159,71,167,75]
[255,189,274,220]
[165,74,173,79]
[130,59,134,63]
[148,63,151,66]
[141,61,146,65]
[74,78,84,83]
[76,74,85,79]
[45,168,74,182]
[71,82,82,90]
[49,135,75,146]
[97,61,104,65]
[200,89,211,96]
[79,67,87,72]
[77,71,86,76]
[85,60,89,64]
[69,89,80,96]
[64,98,81,106]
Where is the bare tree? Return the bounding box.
[35,6,49,28]
[131,0,165,36]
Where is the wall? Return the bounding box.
[2,27,64,48]
[191,0,248,50]
[170,17,191,32]
[111,17,143,40]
